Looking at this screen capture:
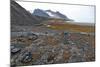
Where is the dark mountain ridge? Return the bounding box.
[11,1,42,26]
[33,9,72,21]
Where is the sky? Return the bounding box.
[16,0,95,23]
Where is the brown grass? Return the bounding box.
[47,23,95,33]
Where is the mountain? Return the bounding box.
[46,10,61,18]
[56,11,70,20]
[33,9,72,21]
[33,9,50,18]
[11,1,42,26]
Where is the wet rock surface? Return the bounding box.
[11,26,95,66]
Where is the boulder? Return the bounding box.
[11,45,21,54]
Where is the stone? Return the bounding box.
[28,33,38,41]
[11,45,21,54]
[21,52,33,63]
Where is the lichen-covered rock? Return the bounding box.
[11,45,21,54]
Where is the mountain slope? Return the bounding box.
[11,1,41,26]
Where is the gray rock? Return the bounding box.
[21,52,33,63]
[28,33,38,41]
[11,45,21,54]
